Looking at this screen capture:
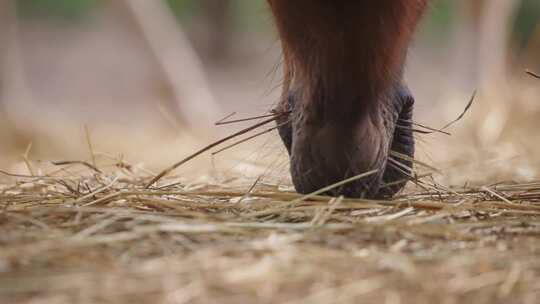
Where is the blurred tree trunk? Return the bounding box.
[452,0,520,93]
[111,0,222,134]
[0,0,18,107]
[450,0,520,147]
[476,0,520,90]
[523,21,540,71]
[0,0,31,150]
[199,0,234,62]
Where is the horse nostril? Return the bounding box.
[275,92,296,155]
[377,86,416,198]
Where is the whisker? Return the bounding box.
[211,122,288,156]
[215,111,290,126]
[146,113,288,188]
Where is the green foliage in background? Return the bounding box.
[15,0,540,45]
[18,0,103,20]
[419,0,454,40]
[229,0,271,33]
[166,0,199,22]
[166,0,270,32]
[421,0,540,48]
[515,0,540,48]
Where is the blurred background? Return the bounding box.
[1,0,540,185]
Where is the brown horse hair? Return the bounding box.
[268,0,428,123]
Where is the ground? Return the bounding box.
[1,108,540,304]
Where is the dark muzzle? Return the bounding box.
[276,85,415,199]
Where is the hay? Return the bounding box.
[0,151,539,304]
[1,97,540,303]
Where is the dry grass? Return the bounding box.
[0,144,539,304]
[2,85,540,303]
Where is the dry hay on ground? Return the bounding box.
[0,156,539,304]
